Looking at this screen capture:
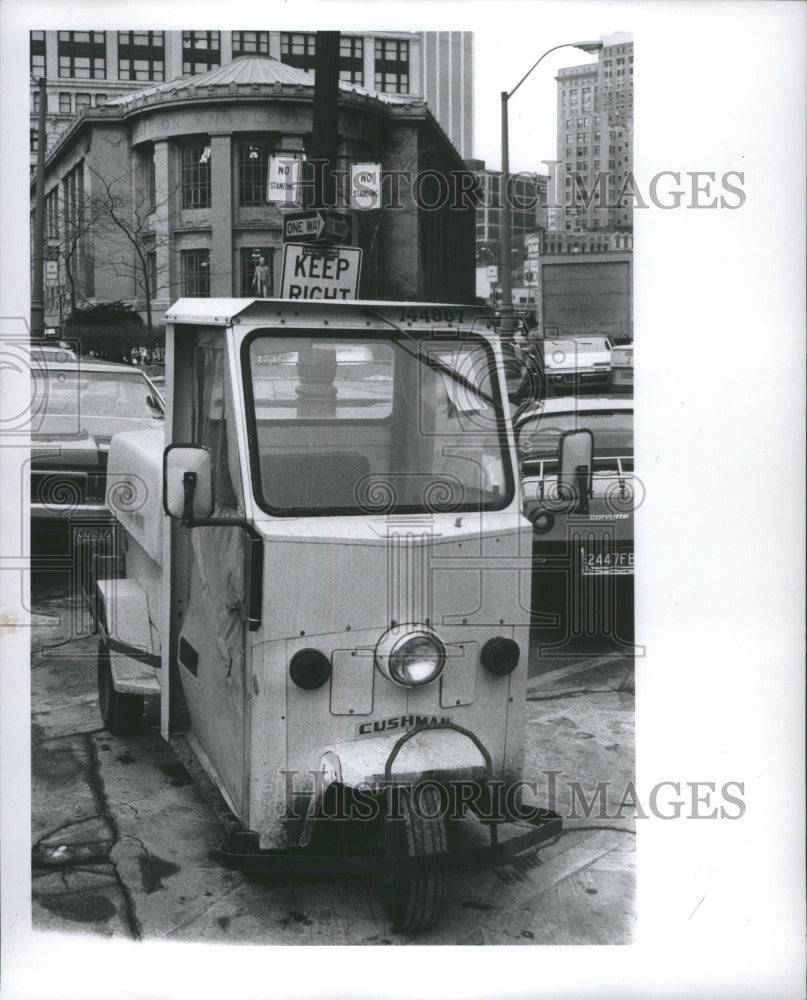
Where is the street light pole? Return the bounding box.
[31,75,47,340]
[499,40,602,339]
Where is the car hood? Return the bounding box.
[31,429,108,469]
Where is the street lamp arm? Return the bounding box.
[498,38,602,340]
[507,40,603,100]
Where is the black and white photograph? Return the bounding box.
[0,1,804,998]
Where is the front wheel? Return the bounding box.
[97,638,144,735]
[379,784,447,932]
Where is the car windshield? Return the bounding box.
[244,331,513,515]
[32,369,163,438]
[519,407,632,462]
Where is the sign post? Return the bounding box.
[280,244,362,301]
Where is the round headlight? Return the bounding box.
[376,626,446,688]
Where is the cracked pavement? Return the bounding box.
[30,568,635,944]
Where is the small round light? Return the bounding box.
[375,626,446,688]
[289,648,331,690]
[480,637,520,676]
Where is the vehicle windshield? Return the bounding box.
[32,369,164,439]
[519,407,632,462]
[244,331,513,515]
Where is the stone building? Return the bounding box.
[30,30,473,165]
[34,56,475,326]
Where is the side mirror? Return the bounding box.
[558,429,593,513]
[163,445,215,522]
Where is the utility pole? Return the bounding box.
[310,32,341,210]
[31,76,47,340]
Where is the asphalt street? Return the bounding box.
[30,566,635,945]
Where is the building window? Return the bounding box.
[146,251,157,296]
[32,91,40,114]
[58,93,71,113]
[145,150,156,214]
[182,31,220,75]
[233,31,269,56]
[181,143,212,209]
[30,129,38,153]
[374,38,409,92]
[340,36,364,84]
[95,93,107,105]
[240,247,274,296]
[30,31,46,76]
[238,143,272,207]
[182,250,210,296]
[118,31,165,82]
[280,33,316,73]
[75,93,91,112]
[58,31,106,79]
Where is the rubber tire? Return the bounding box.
[380,785,447,932]
[97,638,144,735]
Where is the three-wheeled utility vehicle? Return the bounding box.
[93,298,566,931]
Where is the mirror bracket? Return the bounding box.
[181,471,198,528]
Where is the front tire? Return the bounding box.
[97,638,144,734]
[380,784,447,932]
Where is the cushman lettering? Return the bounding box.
[356,715,453,737]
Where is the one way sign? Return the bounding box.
[283,210,352,244]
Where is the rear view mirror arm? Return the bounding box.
[574,464,590,515]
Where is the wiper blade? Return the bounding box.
[371,311,502,412]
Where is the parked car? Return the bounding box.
[610,343,634,392]
[30,343,78,364]
[541,336,612,393]
[30,356,164,532]
[515,395,635,642]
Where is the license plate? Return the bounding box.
[581,547,634,575]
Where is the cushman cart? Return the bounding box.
[93,298,564,931]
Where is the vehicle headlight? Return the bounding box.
[375,626,446,688]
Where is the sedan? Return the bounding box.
[515,395,635,643]
[541,336,613,393]
[30,356,164,530]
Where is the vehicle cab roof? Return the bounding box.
[164,298,495,333]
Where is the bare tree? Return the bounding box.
[61,188,102,317]
[86,163,174,331]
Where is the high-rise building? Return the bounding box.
[29,31,473,165]
[553,32,633,232]
[420,32,473,159]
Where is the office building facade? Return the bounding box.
[553,31,633,232]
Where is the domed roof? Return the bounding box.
[106,55,418,109]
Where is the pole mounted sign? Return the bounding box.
[283,210,352,245]
[281,243,362,301]
[267,155,301,204]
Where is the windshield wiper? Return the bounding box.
[370,311,502,412]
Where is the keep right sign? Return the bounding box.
[280,244,363,300]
